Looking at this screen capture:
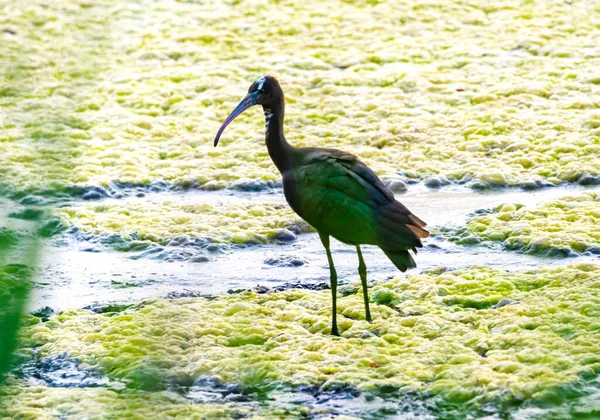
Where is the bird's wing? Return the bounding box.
[326,150,428,233]
[288,148,429,246]
[297,148,393,207]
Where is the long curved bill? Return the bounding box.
[214,92,259,147]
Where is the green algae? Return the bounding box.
[21,264,600,410]
[446,192,600,256]
[0,384,254,419]
[55,199,305,245]
[0,0,118,196]
[2,0,600,195]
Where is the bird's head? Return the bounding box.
[214,76,283,147]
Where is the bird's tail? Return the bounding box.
[382,249,416,272]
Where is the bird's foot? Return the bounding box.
[331,326,340,336]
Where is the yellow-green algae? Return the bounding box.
[0,383,360,420]
[22,264,600,407]
[0,383,255,419]
[55,199,304,244]
[447,192,600,256]
[2,0,600,195]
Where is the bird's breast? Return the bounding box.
[282,172,320,229]
[282,173,302,215]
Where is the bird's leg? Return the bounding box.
[356,245,372,323]
[319,232,339,336]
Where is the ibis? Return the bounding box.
[214,76,429,336]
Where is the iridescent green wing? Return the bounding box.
[287,148,427,248]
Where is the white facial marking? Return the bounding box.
[256,76,266,91]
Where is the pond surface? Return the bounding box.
[2,184,597,311]
[3,184,600,420]
[2,0,600,416]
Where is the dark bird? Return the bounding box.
[214,76,429,336]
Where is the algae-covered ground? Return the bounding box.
[14,264,600,417]
[3,0,600,418]
[0,383,256,420]
[55,198,304,246]
[2,0,600,196]
[445,192,600,256]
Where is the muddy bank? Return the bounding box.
[0,179,286,204]
[4,371,599,419]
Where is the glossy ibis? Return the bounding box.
[214,76,429,336]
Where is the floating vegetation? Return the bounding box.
[2,0,600,196]
[445,192,600,256]
[0,384,255,419]
[21,264,600,412]
[55,199,306,246]
[3,0,600,418]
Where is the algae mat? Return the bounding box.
[18,264,600,417]
[55,198,304,245]
[2,0,600,195]
[0,384,258,420]
[3,0,600,418]
[445,191,600,257]
[53,188,600,253]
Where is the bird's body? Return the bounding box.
[281,146,428,269]
[215,76,429,335]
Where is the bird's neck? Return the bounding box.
[263,101,292,174]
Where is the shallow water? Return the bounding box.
[3,185,600,419]
[4,184,596,311]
